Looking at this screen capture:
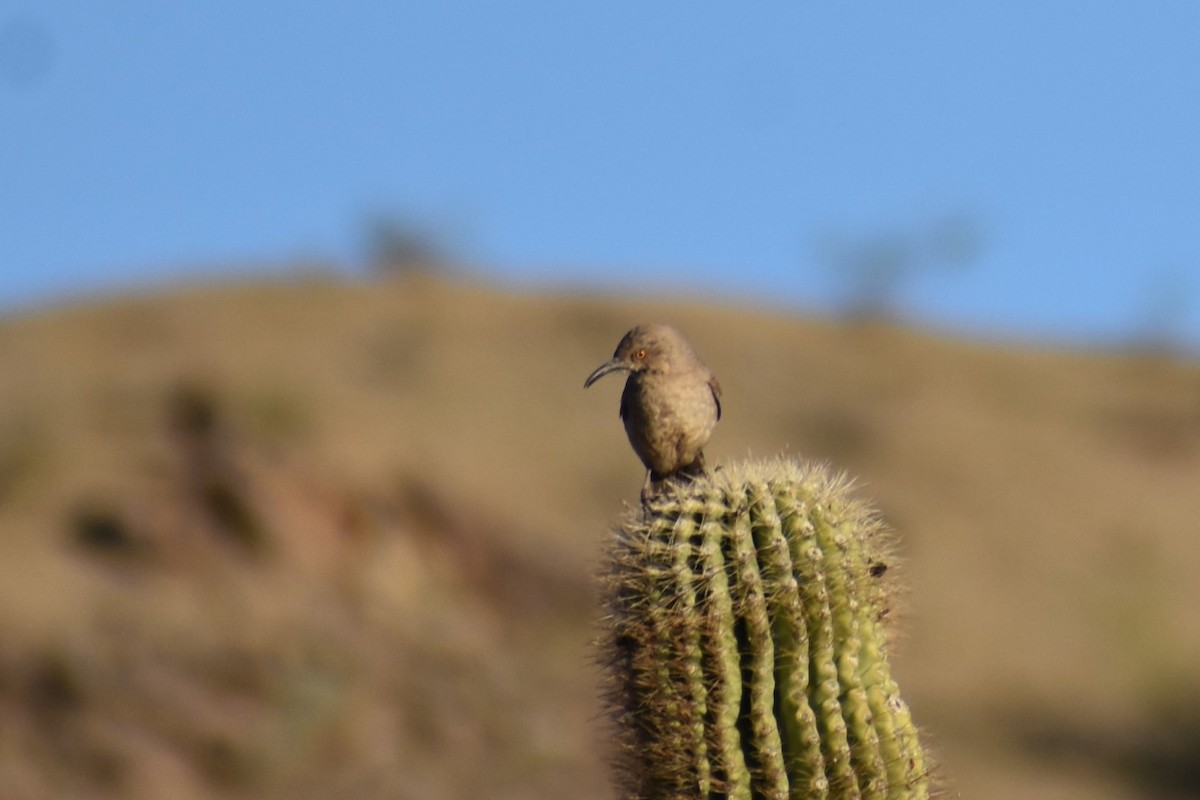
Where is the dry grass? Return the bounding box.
[1,271,1199,799]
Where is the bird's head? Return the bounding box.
[583,324,691,387]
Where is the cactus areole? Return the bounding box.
[599,458,929,800]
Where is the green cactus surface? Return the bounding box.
[600,458,929,800]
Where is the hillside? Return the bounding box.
[1,272,1199,800]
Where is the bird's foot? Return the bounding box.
[640,465,707,509]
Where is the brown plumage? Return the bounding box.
[584,324,721,497]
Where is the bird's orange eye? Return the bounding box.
[635,349,647,360]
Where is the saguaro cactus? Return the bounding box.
[599,458,929,799]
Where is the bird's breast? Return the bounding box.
[621,373,719,474]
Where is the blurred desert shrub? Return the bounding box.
[363,215,455,278]
[817,213,982,321]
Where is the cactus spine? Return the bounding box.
[600,458,929,799]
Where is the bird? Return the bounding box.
[584,323,722,500]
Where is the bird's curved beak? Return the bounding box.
[584,358,627,388]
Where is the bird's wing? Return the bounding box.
[709,376,722,421]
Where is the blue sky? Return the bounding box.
[2,3,1198,348]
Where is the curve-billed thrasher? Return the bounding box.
[584,324,722,497]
